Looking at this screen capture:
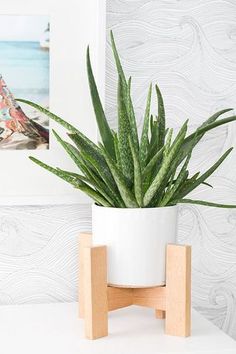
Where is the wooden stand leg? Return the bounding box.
[84,246,108,339]
[79,233,191,339]
[155,309,166,319]
[165,244,191,337]
[78,233,92,318]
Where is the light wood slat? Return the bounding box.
[107,287,133,311]
[155,310,166,319]
[165,244,191,337]
[133,286,166,310]
[84,246,108,339]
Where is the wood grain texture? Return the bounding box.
[133,286,166,310]
[155,309,165,319]
[83,246,108,339]
[107,286,133,311]
[107,286,166,311]
[81,243,190,339]
[106,0,236,339]
[165,244,191,336]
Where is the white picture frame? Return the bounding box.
[0,0,106,205]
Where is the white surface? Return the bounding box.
[92,204,177,287]
[0,0,105,204]
[0,302,236,354]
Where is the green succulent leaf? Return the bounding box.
[143,120,188,206]
[16,99,78,132]
[68,132,119,192]
[155,84,165,148]
[163,128,173,156]
[202,181,213,188]
[148,117,159,159]
[100,144,138,208]
[142,146,164,178]
[20,34,236,209]
[67,132,111,175]
[113,131,122,170]
[140,84,152,168]
[175,147,233,200]
[79,148,124,207]
[129,136,143,207]
[160,153,191,206]
[176,198,236,208]
[147,149,184,207]
[117,75,134,181]
[76,183,112,207]
[29,156,111,206]
[185,108,232,152]
[87,47,115,159]
[55,166,117,207]
[110,33,139,153]
[52,129,88,173]
[127,77,139,152]
[110,30,126,85]
[196,108,234,130]
[185,115,236,146]
[56,168,89,182]
[29,156,82,187]
[179,114,236,165]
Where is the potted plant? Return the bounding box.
[17,32,236,287]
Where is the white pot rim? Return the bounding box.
[92,203,177,211]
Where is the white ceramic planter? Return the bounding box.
[92,204,178,287]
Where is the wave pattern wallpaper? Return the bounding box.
[0,0,235,340]
[0,205,91,304]
[106,0,236,338]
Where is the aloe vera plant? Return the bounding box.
[17,32,236,209]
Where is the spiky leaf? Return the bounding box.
[127,77,139,152]
[155,84,165,148]
[100,144,138,208]
[175,148,233,200]
[143,121,188,206]
[176,199,236,208]
[17,99,78,132]
[140,84,152,168]
[117,76,134,181]
[129,136,143,207]
[87,47,115,159]
[29,156,111,206]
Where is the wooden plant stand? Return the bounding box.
[78,232,191,340]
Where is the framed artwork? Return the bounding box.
[0,15,49,150]
[0,0,106,204]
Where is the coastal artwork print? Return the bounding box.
[0,15,49,149]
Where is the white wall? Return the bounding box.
[0,0,236,341]
[106,0,236,339]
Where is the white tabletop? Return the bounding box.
[0,302,236,354]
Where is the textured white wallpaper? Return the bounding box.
[0,205,91,305]
[0,0,235,341]
[106,0,236,339]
